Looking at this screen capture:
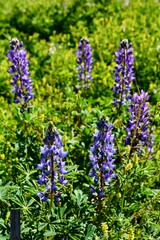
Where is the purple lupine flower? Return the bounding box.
[125,90,154,155]
[89,116,116,198]
[112,39,135,108]
[76,38,93,89]
[37,122,68,202]
[6,38,34,111]
[37,192,49,202]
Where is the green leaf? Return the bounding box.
[0,235,9,240]
[128,202,141,211]
[85,224,96,240]
[43,226,56,237]
[38,223,48,231]
[73,189,88,207]
[0,218,6,228]
[141,185,159,197]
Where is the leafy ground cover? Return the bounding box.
[0,0,160,239]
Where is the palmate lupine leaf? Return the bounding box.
[0,186,8,205]
[0,183,19,205]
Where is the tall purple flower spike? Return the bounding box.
[76,38,93,89]
[125,90,154,155]
[89,116,116,198]
[6,38,34,111]
[37,123,68,202]
[112,39,135,108]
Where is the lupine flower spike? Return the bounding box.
[76,38,93,90]
[37,122,68,202]
[112,39,135,109]
[89,116,116,199]
[6,38,34,112]
[125,90,154,156]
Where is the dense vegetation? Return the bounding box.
[0,0,159,239]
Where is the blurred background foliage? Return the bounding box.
[0,0,159,239]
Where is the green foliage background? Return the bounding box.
[0,0,159,239]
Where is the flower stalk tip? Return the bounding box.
[37,123,68,202]
[89,116,116,198]
[6,38,34,112]
[112,39,135,108]
[125,90,154,155]
[76,38,93,90]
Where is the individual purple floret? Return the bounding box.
[37,122,68,202]
[112,39,135,108]
[76,38,93,89]
[125,90,154,155]
[6,38,34,111]
[89,116,116,198]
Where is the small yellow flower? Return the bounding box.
[156,102,160,109]
[128,228,135,240]
[40,114,45,121]
[125,163,133,171]
[149,83,157,91]
[155,150,160,160]
[0,154,5,160]
[133,154,139,165]
[101,222,108,240]
[117,192,122,199]
[126,145,131,154]
[35,83,39,90]
[46,85,52,93]
[42,77,46,84]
